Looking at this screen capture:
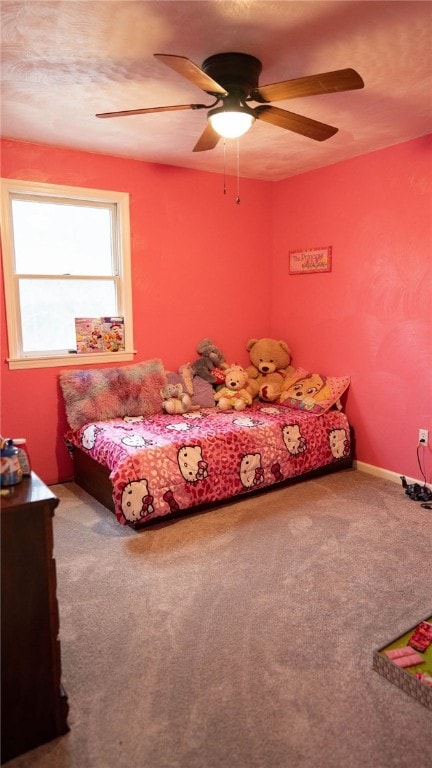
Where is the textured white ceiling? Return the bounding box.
[1,0,431,180]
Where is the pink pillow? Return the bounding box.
[60,358,167,430]
[279,367,350,415]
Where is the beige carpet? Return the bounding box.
[4,469,432,768]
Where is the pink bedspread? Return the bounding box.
[67,403,351,527]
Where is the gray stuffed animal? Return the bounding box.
[191,338,227,385]
[160,383,193,415]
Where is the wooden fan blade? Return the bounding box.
[193,123,221,152]
[252,68,364,103]
[154,54,228,96]
[96,103,207,119]
[255,105,338,141]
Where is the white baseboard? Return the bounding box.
[353,460,431,490]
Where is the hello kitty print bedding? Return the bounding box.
[66,403,351,527]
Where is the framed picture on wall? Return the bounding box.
[289,246,332,274]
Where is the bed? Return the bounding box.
[60,358,353,529]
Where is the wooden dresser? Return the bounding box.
[1,473,69,763]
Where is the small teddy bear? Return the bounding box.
[191,338,227,385]
[214,365,253,411]
[161,383,193,415]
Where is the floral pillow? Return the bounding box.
[59,358,167,431]
[278,367,350,415]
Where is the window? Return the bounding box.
[0,179,134,369]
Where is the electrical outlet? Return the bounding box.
[419,429,429,446]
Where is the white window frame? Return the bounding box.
[0,178,135,370]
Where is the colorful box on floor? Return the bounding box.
[373,615,432,710]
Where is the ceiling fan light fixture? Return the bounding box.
[208,106,255,139]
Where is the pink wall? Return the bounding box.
[272,135,432,481]
[1,136,430,486]
[0,139,272,483]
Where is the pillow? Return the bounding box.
[165,369,215,408]
[278,367,350,415]
[59,358,167,431]
[192,375,216,407]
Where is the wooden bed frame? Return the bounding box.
[70,441,354,527]
[72,447,116,513]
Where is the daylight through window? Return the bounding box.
[0,179,134,369]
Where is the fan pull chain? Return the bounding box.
[236,138,241,204]
[221,139,242,203]
[223,139,227,195]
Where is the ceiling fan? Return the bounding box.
[96,52,364,152]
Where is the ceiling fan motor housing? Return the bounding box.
[201,53,262,97]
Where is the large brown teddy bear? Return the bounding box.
[245,338,295,401]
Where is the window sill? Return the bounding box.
[7,351,137,370]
